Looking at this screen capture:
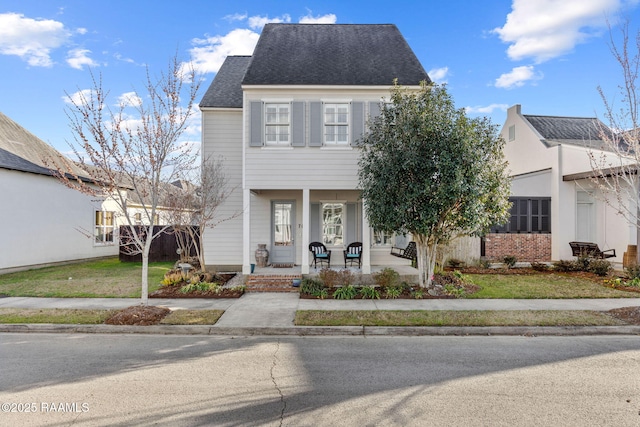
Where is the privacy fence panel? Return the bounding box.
[119,226,200,262]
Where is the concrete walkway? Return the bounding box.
[1,294,640,336]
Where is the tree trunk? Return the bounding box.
[140,225,154,306]
[415,235,438,288]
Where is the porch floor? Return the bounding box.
[251,264,418,277]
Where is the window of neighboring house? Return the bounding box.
[95,210,115,244]
[490,197,551,233]
[508,125,515,141]
[265,103,290,146]
[153,214,160,225]
[134,213,142,225]
[322,202,344,246]
[373,230,394,246]
[324,103,349,145]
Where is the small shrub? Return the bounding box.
[359,286,380,299]
[312,288,329,299]
[300,278,325,294]
[553,259,577,272]
[373,268,400,289]
[411,288,424,299]
[384,286,402,299]
[477,258,491,269]
[333,285,358,300]
[625,264,640,280]
[530,262,549,271]
[318,269,342,288]
[162,270,185,286]
[574,254,591,271]
[338,269,355,286]
[588,259,612,277]
[443,284,466,297]
[503,255,517,268]
[628,277,640,288]
[446,258,465,269]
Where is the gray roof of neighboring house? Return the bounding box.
[200,56,251,108]
[523,114,613,148]
[242,24,429,86]
[0,111,88,178]
[200,24,430,108]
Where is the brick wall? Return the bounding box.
[484,233,551,262]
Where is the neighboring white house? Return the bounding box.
[0,112,120,273]
[490,104,634,263]
[199,23,431,274]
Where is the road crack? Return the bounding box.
[271,339,286,426]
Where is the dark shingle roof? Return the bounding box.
[242,24,430,86]
[199,56,251,108]
[0,111,88,178]
[524,115,612,147]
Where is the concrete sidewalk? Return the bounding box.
[1,294,640,336]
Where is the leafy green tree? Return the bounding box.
[358,82,511,287]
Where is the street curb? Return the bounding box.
[1,324,640,336]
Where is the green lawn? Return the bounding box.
[0,258,173,298]
[294,309,628,327]
[465,273,637,299]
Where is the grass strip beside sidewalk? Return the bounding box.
[0,308,224,325]
[294,310,629,327]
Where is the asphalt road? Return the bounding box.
[1,333,639,426]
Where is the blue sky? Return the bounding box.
[1,0,639,155]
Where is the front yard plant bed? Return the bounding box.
[299,286,462,300]
[149,272,245,298]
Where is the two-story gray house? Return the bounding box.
[200,23,430,274]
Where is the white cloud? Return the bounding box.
[465,103,509,114]
[299,13,337,24]
[66,48,98,70]
[0,12,71,67]
[495,65,543,89]
[248,14,291,29]
[224,13,248,23]
[187,28,260,74]
[493,0,636,63]
[428,67,449,84]
[63,89,95,105]
[117,91,142,108]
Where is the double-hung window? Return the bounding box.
[265,103,290,146]
[95,210,115,244]
[324,103,349,145]
[373,230,394,246]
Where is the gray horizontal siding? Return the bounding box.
[202,111,243,265]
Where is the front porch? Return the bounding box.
[244,264,419,292]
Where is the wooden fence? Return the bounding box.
[119,226,200,263]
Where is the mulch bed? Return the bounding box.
[607,306,640,325]
[149,273,242,299]
[105,306,171,326]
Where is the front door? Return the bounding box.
[271,201,296,264]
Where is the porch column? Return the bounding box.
[242,188,252,274]
[302,188,310,274]
[361,198,371,274]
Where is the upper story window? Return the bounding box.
[508,125,515,141]
[324,103,349,145]
[95,210,115,245]
[265,103,290,146]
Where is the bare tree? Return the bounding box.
[165,156,240,272]
[588,22,640,262]
[55,55,201,305]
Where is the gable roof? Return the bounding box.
[242,24,430,86]
[523,114,613,148]
[0,111,88,178]
[200,56,251,108]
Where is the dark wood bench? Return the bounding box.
[391,241,417,262]
[569,241,616,259]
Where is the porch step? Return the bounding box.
[245,274,302,292]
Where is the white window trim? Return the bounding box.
[94,210,116,246]
[323,103,350,146]
[265,102,291,146]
